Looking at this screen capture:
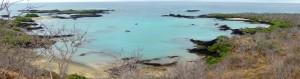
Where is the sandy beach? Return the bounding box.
[31,16,54,20]
[226,18,250,21]
[36,56,109,79]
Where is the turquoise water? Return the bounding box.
[11,2,300,66]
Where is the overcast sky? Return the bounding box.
[16,0,300,3]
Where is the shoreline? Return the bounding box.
[35,56,109,78]
[31,16,54,20]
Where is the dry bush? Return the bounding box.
[207,27,300,79]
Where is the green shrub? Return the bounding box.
[25,13,39,17]
[241,28,257,34]
[208,43,231,57]
[269,20,292,29]
[14,17,34,26]
[207,14,241,19]
[206,36,232,66]
[11,27,21,31]
[68,73,87,79]
[15,17,34,22]
[0,28,33,47]
[206,56,222,65]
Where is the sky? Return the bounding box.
[14,0,300,3]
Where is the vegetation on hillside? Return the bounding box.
[25,13,39,17]
[0,1,299,78]
[206,36,232,65]
[183,13,300,79]
[13,16,35,27]
[28,9,110,14]
[207,13,295,34]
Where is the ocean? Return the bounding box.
[10,2,300,66]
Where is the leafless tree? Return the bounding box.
[36,24,87,79]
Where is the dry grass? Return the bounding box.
[207,27,300,79]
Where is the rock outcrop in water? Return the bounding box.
[18,9,114,14]
[162,14,197,19]
[218,25,231,31]
[186,10,200,12]
[70,14,102,19]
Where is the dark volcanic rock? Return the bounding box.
[167,56,179,58]
[186,10,200,12]
[198,15,209,18]
[231,29,244,35]
[19,22,38,27]
[140,56,179,66]
[190,24,196,26]
[26,26,43,30]
[218,25,231,31]
[125,30,131,32]
[188,48,218,57]
[32,34,74,39]
[190,39,217,46]
[188,39,219,56]
[214,23,219,26]
[70,14,102,19]
[162,14,197,19]
[79,53,86,56]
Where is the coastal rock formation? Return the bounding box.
[140,56,179,66]
[186,10,200,12]
[19,22,38,27]
[26,26,43,30]
[231,29,244,35]
[218,25,231,31]
[162,14,197,19]
[32,34,74,39]
[121,56,180,66]
[188,39,219,56]
[70,14,102,19]
[52,16,70,19]
[18,9,114,14]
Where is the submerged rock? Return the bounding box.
[190,24,196,26]
[79,53,86,56]
[125,30,131,32]
[214,23,219,26]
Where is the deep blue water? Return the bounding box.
[10,2,300,66]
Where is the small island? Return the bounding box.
[19,9,114,19]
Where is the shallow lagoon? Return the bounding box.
[16,2,300,66]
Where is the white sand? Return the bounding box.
[226,18,250,21]
[32,16,54,20]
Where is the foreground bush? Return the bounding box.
[68,74,87,79]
